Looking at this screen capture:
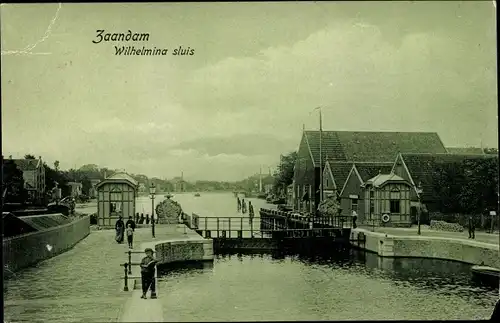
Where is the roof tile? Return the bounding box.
[305,131,447,165]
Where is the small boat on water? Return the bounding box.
[471,265,500,288]
[194,193,201,197]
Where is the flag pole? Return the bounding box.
[319,107,323,204]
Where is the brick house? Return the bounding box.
[322,161,353,199]
[293,130,447,213]
[9,156,46,205]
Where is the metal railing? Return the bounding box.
[259,208,354,229]
[191,215,352,239]
[120,250,157,293]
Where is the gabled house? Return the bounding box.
[391,152,498,213]
[7,156,46,205]
[322,161,354,198]
[362,173,412,226]
[338,162,394,221]
[293,130,447,213]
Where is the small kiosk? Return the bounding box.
[95,172,138,227]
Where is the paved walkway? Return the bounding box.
[359,225,499,246]
[3,224,191,322]
[118,227,209,322]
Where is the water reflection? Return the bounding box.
[158,249,498,321]
[149,193,497,320]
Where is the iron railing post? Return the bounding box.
[128,250,132,274]
[123,263,129,291]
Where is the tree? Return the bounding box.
[44,163,70,198]
[54,160,60,172]
[2,159,27,204]
[317,193,341,217]
[24,154,36,159]
[431,162,466,213]
[431,157,498,215]
[459,158,498,214]
[272,151,297,194]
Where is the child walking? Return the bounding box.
[126,224,134,249]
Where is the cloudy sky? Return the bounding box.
[1,1,497,181]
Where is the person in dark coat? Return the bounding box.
[237,197,241,212]
[241,199,247,214]
[468,215,475,239]
[146,214,150,225]
[115,216,125,243]
[125,216,136,231]
[248,201,254,223]
[135,212,140,223]
[139,213,145,224]
[140,248,157,299]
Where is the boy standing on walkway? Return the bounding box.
[140,248,157,299]
[126,224,134,249]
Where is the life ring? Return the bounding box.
[382,214,390,223]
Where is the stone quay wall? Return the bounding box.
[350,228,499,268]
[3,216,91,277]
[154,238,214,265]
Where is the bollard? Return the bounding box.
[150,276,157,299]
[123,263,129,291]
[128,250,132,274]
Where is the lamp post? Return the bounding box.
[149,183,156,238]
[416,183,423,235]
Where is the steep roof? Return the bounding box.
[304,131,346,165]
[304,131,447,166]
[325,161,354,190]
[107,172,138,185]
[398,153,497,201]
[354,162,394,182]
[365,173,407,188]
[96,172,138,189]
[446,147,485,155]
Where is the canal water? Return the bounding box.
[155,192,497,321]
